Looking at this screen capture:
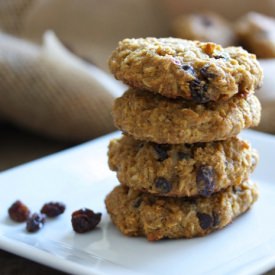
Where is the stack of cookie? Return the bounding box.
[105,38,263,241]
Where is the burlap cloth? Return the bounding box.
[0,0,274,274]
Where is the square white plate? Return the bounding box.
[0,130,274,275]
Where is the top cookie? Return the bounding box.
[109,38,263,102]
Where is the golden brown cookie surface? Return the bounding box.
[113,89,261,144]
[108,135,258,197]
[109,38,263,102]
[105,182,258,241]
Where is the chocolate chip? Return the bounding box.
[41,202,66,218]
[212,212,220,226]
[196,165,215,197]
[189,79,210,103]
[71,208,102,233]
[153,144,171,161]
[200,65,217,80]
[197,212,213,230]
[26,213,46,233]
[181,64,195,75]
[155,177,172,193]
[178,151,191,160]
[8,200,30,222]
[133,197,142,208]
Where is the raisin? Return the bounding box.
[196,165,215,197]
[155,177,172,193]
[26,213,46,233]
[181,64,195,75]
[178,151,191,160]
[153,144,171,161]
[8,200,30,222]
[212,212,220,226]
[200,65,216,80]
[71,208,101,233]
[189,79,210,103]
[197,212,213,230]
[41,202,66,217]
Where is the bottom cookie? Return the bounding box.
[105,182,258,241]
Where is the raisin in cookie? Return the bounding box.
[109,38,263,102]
[108,135,258,197]
[113,89,261,144]
[105,181,258,241]
[236,12,275,58]
[172,11,236,47]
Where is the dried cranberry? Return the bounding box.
[41,202,66,217]
[26,213,46,233]
[189,79,210,103]
[153,144,171,161]
[8,200,30,222]
[71,208,101,233]
[155,177,172,193]
[197,212,213,230]
[196,165,215,197]
[181,64,195,75]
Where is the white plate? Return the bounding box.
[0,130,275,275]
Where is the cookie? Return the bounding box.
[172,11,236,47]
[108,135,258,197]
[109,38,263,102]
[236,12,275,58]
[105,181,258,241]
[113,88,261,144]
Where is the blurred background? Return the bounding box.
[0,0,275,273]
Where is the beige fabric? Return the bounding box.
[0,31,125,141]
[20,0,170,71]
[0,0,34,35]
